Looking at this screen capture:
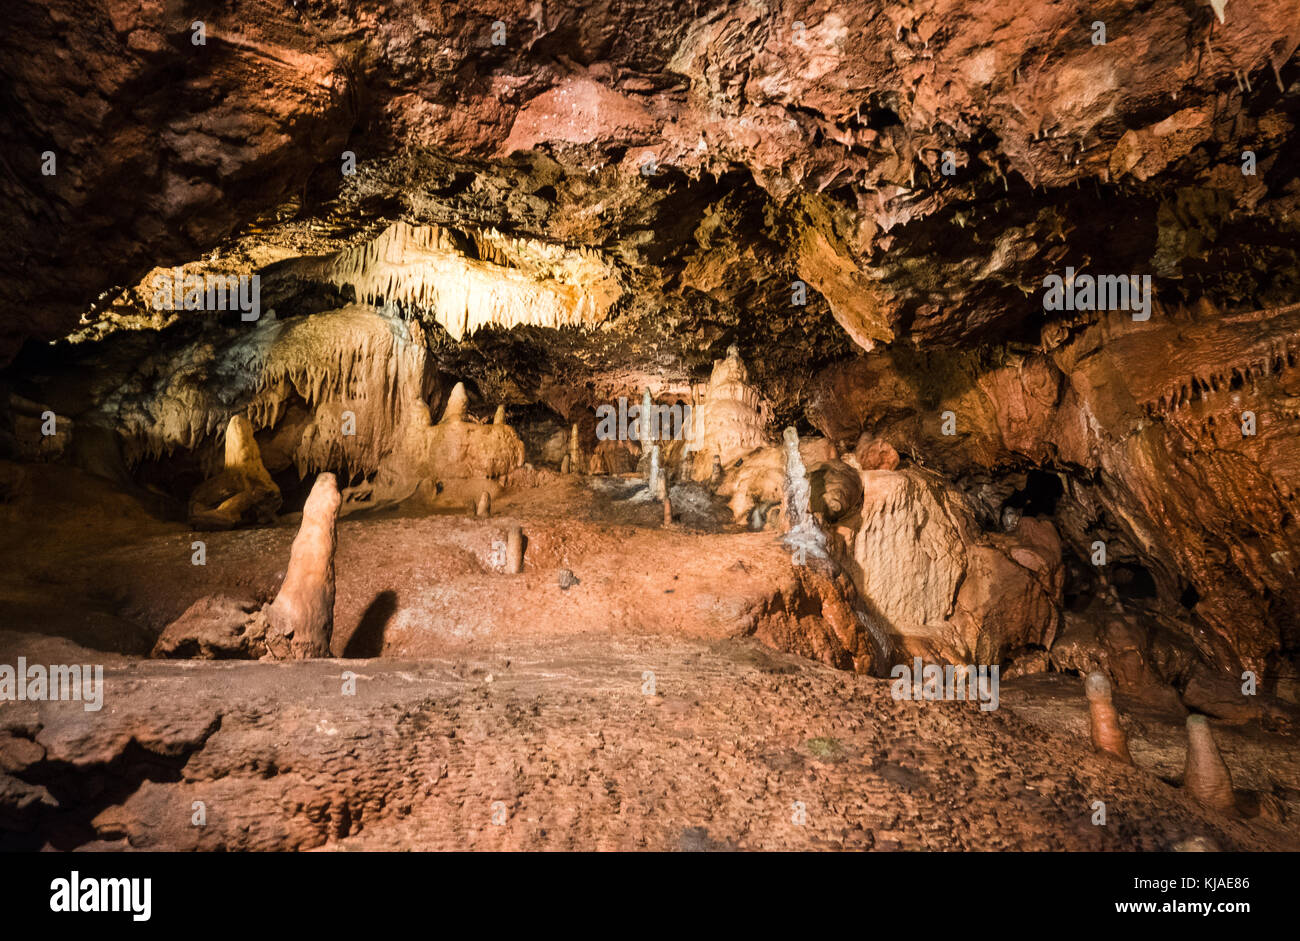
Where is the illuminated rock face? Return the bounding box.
[154,474,341,660]
[1,0,1298,720]
[848,467,1062,665]
[80,303,528,512]
[688,346,770,479]
[392,396,527,483]
[102,305,434,478]
[722,437,859,527]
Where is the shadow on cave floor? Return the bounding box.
[344,590,398,658]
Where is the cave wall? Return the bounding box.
[808,302,1300,676]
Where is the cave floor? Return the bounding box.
[1,469,788,658]
[2,634,1297,851]
[2,469,1298,851]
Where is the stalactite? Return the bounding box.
[312,222,622,341]
[111,306,434,480]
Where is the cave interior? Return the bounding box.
[1,0,1299,852]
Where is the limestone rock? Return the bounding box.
[1085,672,1134,764]
[306,222,623,341]
[156,473,341,660]
[265,473,341,659]
[589,439,637,475]
[1184,715,1237,814]
[848,468,1062,665]
[722,437,849,524]
[853,434,899,471]
[393,401,526,482]
[151,595,267,659]
[188,415,281,529]
[688,345,769,479]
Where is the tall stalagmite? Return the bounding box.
[265,473,341,658]
[1183,715,1237,814]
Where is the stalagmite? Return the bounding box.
[264,473,341,659]
[709,454,724,489]
[780,427,828,562]
[506,524,524,574]
[1184,715,1237,814]
[568,423,583,474]
[561,454,572,474]
[688,345,769,480]
[224,414,268,477]
[442,382,469,423]
[493,405,506,425]
[640,389,653,444]
[781,428,812,531]
[648,444,661,495]
[188,413,282,529]
[663,492,673,526]
[1084,672,1133,764]
[476,491,491,517]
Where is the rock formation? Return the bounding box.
[809,304,1300,679]
[188,415,282,529]
[780,427,825,560]
[847,467,1062,665]
[155,473,341,660]
[688,346,769,480]
[1183,715,1238,815]
[722,436,861,526]
[264,474,341,659]
[3,0,1300,855]
[589,439,637,475]
[505,524,524,574]
[647,444,662,497]
[291,222,623,342]
[853,435,900,472]
[567,423,584,475]
[150,595,269,661]
[442,383,469,423]
[1084,672,1134,764]
[388,384,526,486]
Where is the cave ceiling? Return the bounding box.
[2,0,1296,424]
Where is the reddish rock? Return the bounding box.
[854,435,899,471]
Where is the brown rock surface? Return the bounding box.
[809,304,1300,676]
[2,0,1299,856]
[1184,715,1238,815]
